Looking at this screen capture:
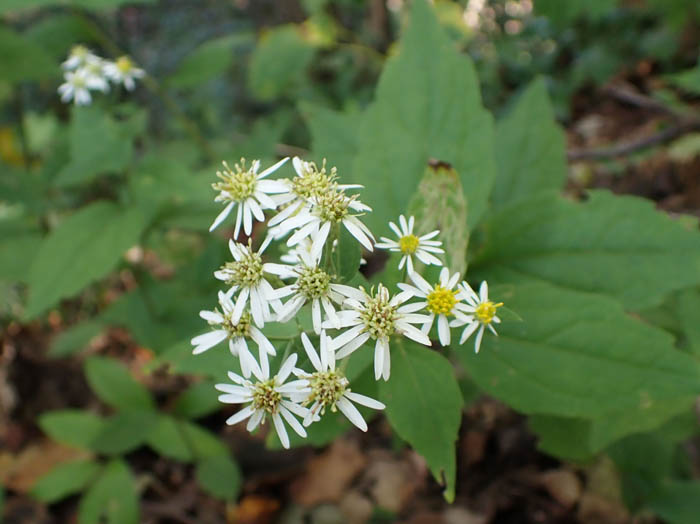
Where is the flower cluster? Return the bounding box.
[58,45,144,106]
[192,156,505,448]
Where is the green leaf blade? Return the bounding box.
[84,356,155,412]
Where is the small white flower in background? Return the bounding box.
[291,332,385,431]
[327,284,432,381]
[398,267,473,347]
[215,353,310,449]
[81,59,110,93]
[57,70,93,106]
[103,55,145,91]
[264,249,365,334]
[214,238,282,327]
[450,280,503,354]
[62,44,101,70]
[191,288,276,378]
[210,157,290,235]
[375,215,444,273]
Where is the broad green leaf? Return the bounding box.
[25,201,146,318]
[91,411,155,454]
[78,459,139,524]
[55,107,132,186]
[678,289,700,356]
[336,224,362,283]
[457,282,700,420]
[168,35,247,88]
[0,28,56,83]
[196,456,242,500]
[39,410,106,449]
[534,0,617,24]
[300,102,361,177]
[406,162,467,275]
[172,381,220,419]
[471,191,700,310]
[158,339,235,380]
[353,0,496,233]
[32,459,101,503]
[0,0,154,14]
[0,233,41,283]
[25,15,98,60]
[180,421,228,458]
[668,67,700,95]
[379,340,462,502]
[492,77,567,208]
[647,481,700,524]
[49,319,104,358]
[146,415,194,461]
[248,25,315,101]
[84,356,155,412]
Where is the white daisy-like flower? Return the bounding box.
[81,59,110,93]
[209,157,289,235]
[214,238,282,327]
[62,45,101,70]
[291,332,385,431]
[103,56,145,91]
[190,288,277,378]
[268,157,362,234]
[375,215,444,273]
[215,353,310,449]
[58,70,93,106]
[398,267,473,347]
[264,248,364,334]
[450,281,503,354]
[327,284,432,381]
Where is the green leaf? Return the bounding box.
[84,356,155,412]
[49,319,104,358]
[379,340,462,502]
[248,25,315,101]
[25,14,98,60]
[196,455,242,500]
[172,381,220,419]
[648,481,700,524]
[55,106,133,186]
[471,191,700,310]
[180,421,229,458]
[91,411,155,455]
[39,410,106,449]
[0,233,42,283]
[25,201,146,318]
[352,0,496,233]
[457,282,700,421]
[678,288,700,356]
[146,415,194,461]
[336,224,362,283]
[0,0,154,14]
[534,0,616,25]
[32,459,101,503]
[78,459,139,524]
[492,77,567,208]
[0,28,56,83]
[168,35,248,88]
[300,103,361,178]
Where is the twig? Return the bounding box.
[567,119,700,161]
[602,83,679,117]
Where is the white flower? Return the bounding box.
[209,157,290,235]
[264,248,363,334]
[57,70,93,106]
[291,332,385,431]
[215,353,309,449]
[103,56,145,91]
[81,59,110,93]
[450,281,503,354]
[398,268,473,347]
[62,45,101,70]
[375,215,443,273]
[213,238,283,327]
[327,284,432,381]
[190,288,277,378]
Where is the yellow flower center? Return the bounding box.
[252,380,282,414]
[426,285,457,316]
[116,56,134,73]
[398,234,420,254]
[474,301,503,324]
[213,159,257,202]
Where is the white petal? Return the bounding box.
[279,405,306,438]
[336,397,367,432]
[247,409,265,431]
[209,201,235,232]
[331,324,365,350]
[474,326,485,354]
[247,197,265,222]
[243,203,253,235]
[335,332,370,359]
[191,330,227,353]
[258,156,289,178]
[272,412,290,449]
[225,405,255,426]
[479,281,489,302]
[301,332,322,372]
[374,338,385,380]
[312,298,322,335]
[344,391,385,410]
[277,353,298,383]
[437,315,451,346]
[343,217,373,251]
[459,322,480,345]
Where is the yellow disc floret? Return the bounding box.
[426,285,457,316]
[213,159,257,202]
[398,234,420,254]
[252,379,282,414]
[116,56,135,73]
[474,301,503,324]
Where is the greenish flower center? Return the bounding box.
[306,370,348,413]
[291,161,334,199]
[252,379,282,414]
[426,285,457,316]
[213,159,257,202]
[220,248,264,288]
[116,56,134,73]
[360,288,398,339]
[222,311,251,338]
[296,266,332,299]
[316,189,349,223]
[398,234,420,254]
